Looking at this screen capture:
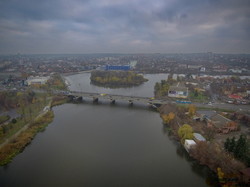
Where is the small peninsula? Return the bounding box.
[90,70,148,88]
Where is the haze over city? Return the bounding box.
[0,0,250,54]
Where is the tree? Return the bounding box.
[224,138,230,151]
[194,89,199,97]
[188,104,196,117]
[161,112,175,124]
[224,135,250,166]
[11,118,17,124]
[154,82,160,93]
[178,124,194,143]
[204,127,216,141]
[0,126,3,137]
[234,135,247,160]
[228,137,236,153]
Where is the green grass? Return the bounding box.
[189,91,208,102]
[0,115,10,124]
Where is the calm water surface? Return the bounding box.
[0,73,216,187]
[65,73,169,97]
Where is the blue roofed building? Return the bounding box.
[105,65,131,71]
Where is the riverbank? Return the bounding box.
[0,110,54,165]
[158,104,249,186]
[0,95,69,166]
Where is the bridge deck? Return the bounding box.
[68,91,171,105]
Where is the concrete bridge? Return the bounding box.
[66,91,172,107]
[61,91,250,113]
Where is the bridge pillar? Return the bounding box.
[148,103,160,109]
[93,97,99,103]
[128,100,133,106]
[77,96,83,101]
[110,99,115,104]
[148,102,153,107]
[71,96,82,102]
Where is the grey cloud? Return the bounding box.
[0,0,249,54]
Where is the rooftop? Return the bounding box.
[169,86,188,92]
[193,133,206,141]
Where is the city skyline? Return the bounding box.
[0,0,250,54]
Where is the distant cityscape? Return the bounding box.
[0,53,249,76]
[0,53,249,105]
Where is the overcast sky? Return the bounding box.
[0,0,249,54]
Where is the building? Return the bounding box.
[168,86,188,98]
[228,94,243,100]
[26,76,50,86]
[247,90,250,96]
[184,139,196,152]
[196,110,217,121]
[229,69,242,73]
[188,65,202,69]
[197,110,232,130]
[193,133,206,142]
[105,65,131,71]
[200,67,206,72]
[130,61,137,68]
[178,64,187,69]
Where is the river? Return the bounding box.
[0,73,217,187]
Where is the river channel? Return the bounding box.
[0,73,217,187]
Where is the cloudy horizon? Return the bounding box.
[0,0,249,54]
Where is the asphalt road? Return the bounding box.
[193,102,250,113]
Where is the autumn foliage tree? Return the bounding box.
[178,124,194,143]
[188,104,196,117]
[161,112,175,124]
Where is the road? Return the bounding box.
[194,102,250,113]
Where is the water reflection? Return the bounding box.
[161,124,219,187]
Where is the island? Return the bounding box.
[90,70,148,88]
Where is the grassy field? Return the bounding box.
[189,91,208,102]
[0,115,10,124]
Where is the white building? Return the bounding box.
[193,133,206,142]
[200,67,206,72]
[168,86,188,98]
[130,60,137,68]
[184,139,196,152]
[26,76,50,86]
